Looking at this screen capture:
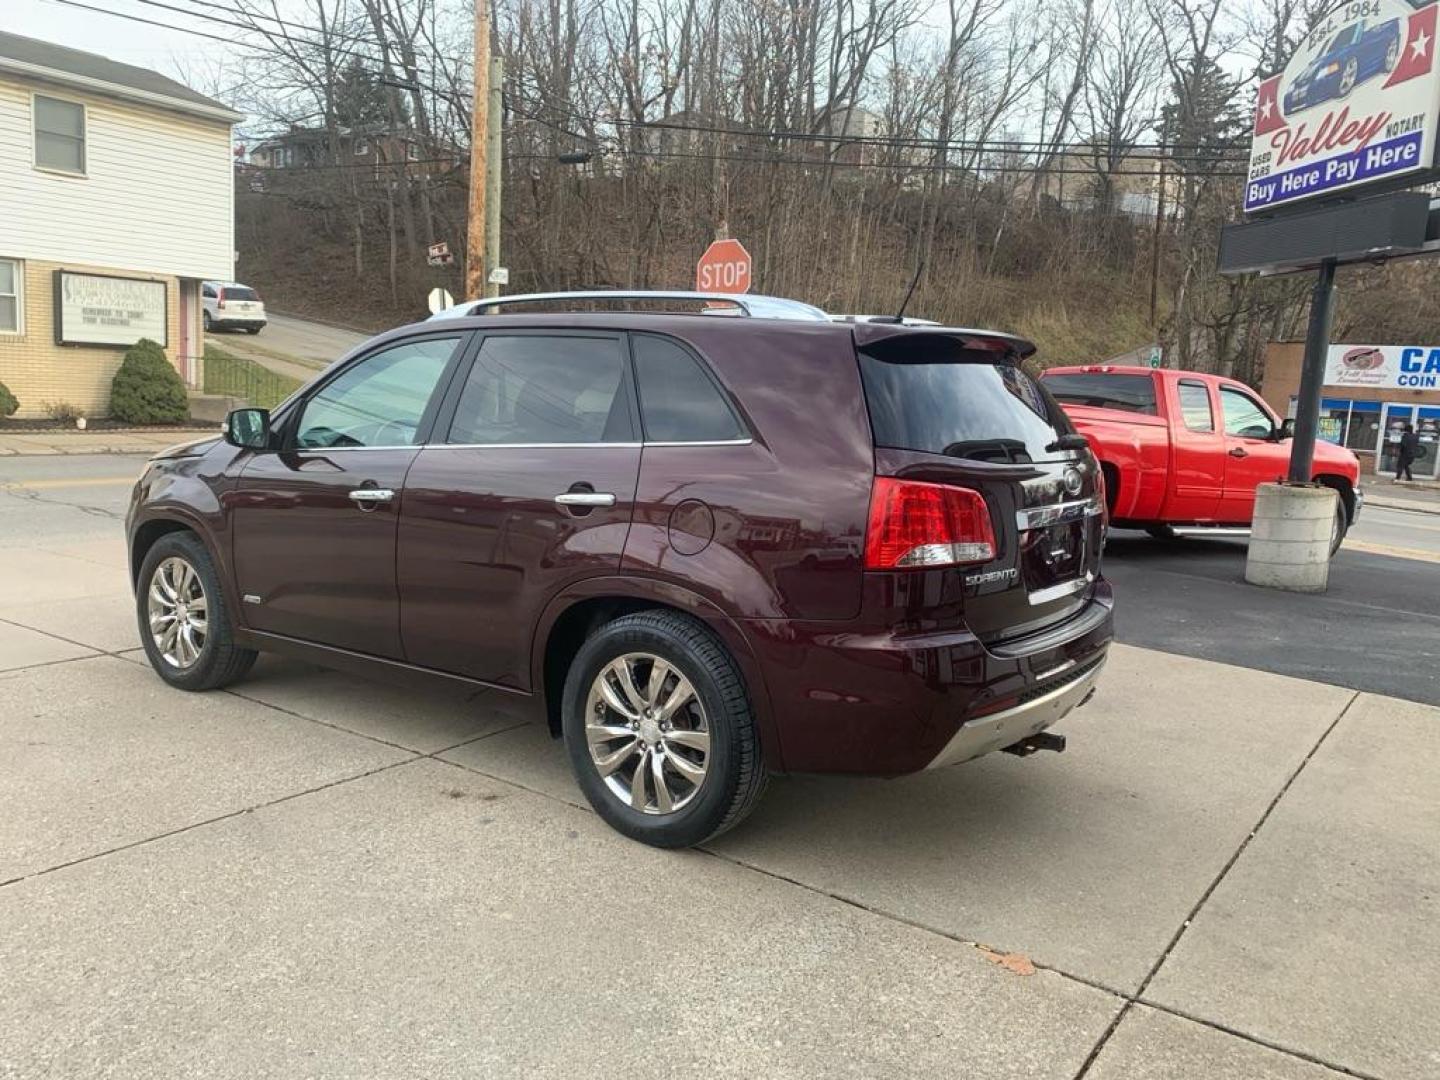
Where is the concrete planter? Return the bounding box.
[1244,482,1338,593]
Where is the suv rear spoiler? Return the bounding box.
[852,322,1037,360]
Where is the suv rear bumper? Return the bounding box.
[925,655,1104,769]
[744,581,1114,776]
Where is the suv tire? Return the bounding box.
[137,531,257,691]
[561,610,766,848]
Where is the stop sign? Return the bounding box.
[695,239,752,294]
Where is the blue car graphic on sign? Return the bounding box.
[1284,18,1402,114]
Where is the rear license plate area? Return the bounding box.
[1020,522,1086,598]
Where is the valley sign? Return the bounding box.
[1246,0,1440,213]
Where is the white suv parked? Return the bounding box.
[202,281,267,334]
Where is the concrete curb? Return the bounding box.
[1364,491,1440,515]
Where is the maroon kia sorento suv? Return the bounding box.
[128,293,1112,847]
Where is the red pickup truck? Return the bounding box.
[1040,365,1362,550]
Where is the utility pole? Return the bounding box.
[465,0,490,300]
[484,55,503,298]
[1149,141,1166,328]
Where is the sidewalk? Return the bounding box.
[1365,477,1440,514]
[0,428,214,456]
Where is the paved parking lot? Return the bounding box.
[2,454,1438,1078]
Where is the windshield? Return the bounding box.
[1323,24,1357,54]
[858,341,1075,463]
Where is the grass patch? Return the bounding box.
[203,344,303,409]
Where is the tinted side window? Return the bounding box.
[447,335,631,445]
[1041,372,1157,415]
[1177,381,1214,432]
[1220,387,1274,439]
[632,334,744,442]
[296,336,457,448]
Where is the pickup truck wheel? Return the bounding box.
[1329,497,1349,556]
[1144,525,1178,541]
[562,610,766,849]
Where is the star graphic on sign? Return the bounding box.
[1412,27,1431,60]
[1259,97,1273,120]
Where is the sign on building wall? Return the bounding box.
[1246,0,1440,213]
[1326,343,1440,389]
[54,271,167,348]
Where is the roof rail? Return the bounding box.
[428,290,831,322]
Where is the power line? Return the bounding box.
[509,109,1244,177]
[38,0,455,101]
[506,84,1250,157]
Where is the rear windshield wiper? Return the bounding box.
[1045,433,1090,453]
[943,439,1032,463]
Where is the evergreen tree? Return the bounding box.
[333,59,397,131]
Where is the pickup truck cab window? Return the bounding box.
[1177,380,1214,432]
[1219,386,1274,439]
[1042,372,1157,415]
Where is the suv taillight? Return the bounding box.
[217,288,226,309]
[864,477,997,570]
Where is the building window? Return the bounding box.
[354,138,369,156]
[1293,397,1384,453]
[0,259,21,333]
[406,142,419,161]
[34,94,86,174]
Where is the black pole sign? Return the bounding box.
[1226,0,1440,499]
[1287,259,1337,483]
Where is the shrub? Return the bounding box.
[0,381,17,418]
[43,400,83,423]
[110,338,188,424]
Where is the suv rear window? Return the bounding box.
[858,340,1074,464]
[222,286,260,301]
[1041,372,1156,415]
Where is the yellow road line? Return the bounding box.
[1344,539,1440,564]
[0,476,137,491]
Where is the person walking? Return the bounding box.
[1395,423,1420,482]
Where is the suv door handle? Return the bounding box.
[349,488,395,504]
[554,491,616,508]
[1228,447,1249,458]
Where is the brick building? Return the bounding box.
[1260,341,1440,479]
[0,31,241,419]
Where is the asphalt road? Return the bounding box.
[0,453,139,549]
[219,312,367,364]
[1105,503,1440,706]
[205,312,368,382]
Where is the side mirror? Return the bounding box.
[224,408,271,450]
[1277,418,1296,441]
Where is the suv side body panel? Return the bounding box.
[621,321,874,621]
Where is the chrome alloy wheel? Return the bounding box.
[147,556,209,669]
[585,653,711,815]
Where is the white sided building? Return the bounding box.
[0,31,241,418]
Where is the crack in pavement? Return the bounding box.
[1070,689,1366,1080]
[0,482,124,519]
